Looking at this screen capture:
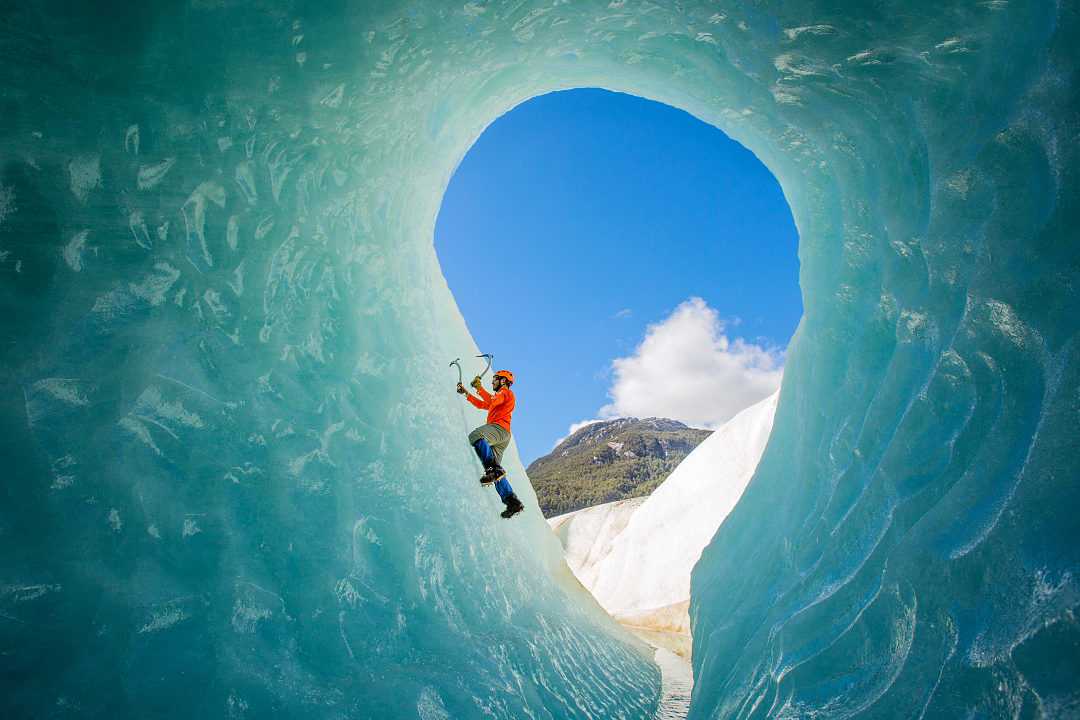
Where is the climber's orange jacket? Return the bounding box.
[466,386,515,433]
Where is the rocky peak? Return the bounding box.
[528,417,711,517]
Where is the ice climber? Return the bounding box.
[457,369,525,519]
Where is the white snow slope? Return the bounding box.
[548,391,779,635]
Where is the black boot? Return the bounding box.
[480,465,506,486]
[500,493,524,519]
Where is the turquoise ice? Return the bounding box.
[1,1,1076,718]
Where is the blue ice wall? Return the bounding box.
[0,1,1077,719]
[686,2,1080,718]
[0,3,662,718]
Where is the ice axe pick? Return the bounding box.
[476,353,494,379]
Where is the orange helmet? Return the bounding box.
[494,369,514,385]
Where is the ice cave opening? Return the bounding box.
[1,2,1076,719]
[433,87,801,463]
[433,86,800,717]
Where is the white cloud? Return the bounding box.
[559,298,783,442]
[613,308,633,319]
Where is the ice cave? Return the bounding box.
[1,1,1077,718]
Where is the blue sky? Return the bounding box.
[436,89,801,465]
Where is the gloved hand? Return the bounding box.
[456,382,466,394]
[470,375,483,390]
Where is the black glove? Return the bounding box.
[456,382,466,395]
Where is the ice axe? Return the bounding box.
[449,358,463,386]
[476,353,494,380]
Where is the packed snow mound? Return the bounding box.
[550,393,778,633]
[595,392,778,621]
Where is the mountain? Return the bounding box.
[527,417,712,517]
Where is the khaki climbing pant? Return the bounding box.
[468,423,511,465]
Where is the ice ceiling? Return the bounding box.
[1,1,1077,718]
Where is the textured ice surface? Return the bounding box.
[1,1,1078,719]
[550,393,777,633]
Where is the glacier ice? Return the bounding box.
[1,1,1078,719]
[550,393,778,636]
[551,498,649,598]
